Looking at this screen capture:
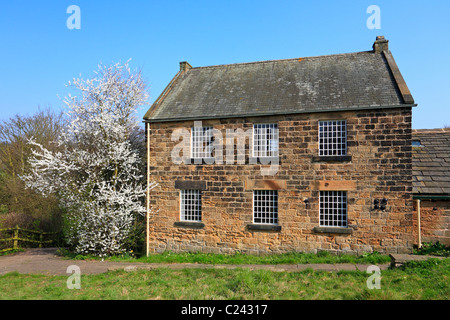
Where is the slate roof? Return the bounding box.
[412,128,450,195]
[144,37,415,122]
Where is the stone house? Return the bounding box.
[143,36,417,255]
[412,128,450,246]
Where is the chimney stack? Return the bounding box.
[180,61,192,72]
[373,36,389,53]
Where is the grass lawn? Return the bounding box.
[60,249,392,265]
[0,258,448,300]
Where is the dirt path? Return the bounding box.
[0,248,390,276]
[0,248,137,276]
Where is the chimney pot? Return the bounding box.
[373,36,389,53]
[180,61,192,72]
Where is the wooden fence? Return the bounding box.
[0,226,60,253]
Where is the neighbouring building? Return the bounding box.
[412,128,450,246]
[143,36,418,255]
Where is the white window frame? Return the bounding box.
[319,191,347,227]
[191,126,213,159]
[253,190,278,225]
[318,120,347,156]
[252,123,279,158]
[180,189,202,222]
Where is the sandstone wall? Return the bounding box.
[147,107,413,255]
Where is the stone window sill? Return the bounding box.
[183,157,215,165]
[248,156,279,165]
[311,155,352,162]
[247,224,281,232]
[174,221,205,229]
[183,157,280,165]
[313,226,353,235]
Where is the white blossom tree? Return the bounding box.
[21,62,156,256]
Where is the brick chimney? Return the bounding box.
[179,61,192,72]
[373,36,389,53]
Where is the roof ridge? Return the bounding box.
[190,50,375,70]
[413,128,450,133]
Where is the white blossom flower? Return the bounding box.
[21,62,157,256]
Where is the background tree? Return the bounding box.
[21,62,155,256]
[0,108,65,231]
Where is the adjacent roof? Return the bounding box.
[144,37,415,122]
[412,128,450,196]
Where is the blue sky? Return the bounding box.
[0,0,449,129]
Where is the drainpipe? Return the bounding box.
[416,199,421,248]
[146,122,151,257]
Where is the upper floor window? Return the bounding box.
[319,120,347,156]
[253,123,278,158]
[191,126,213,159]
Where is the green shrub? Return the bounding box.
[400,258,449,276]
[414,242,450,257]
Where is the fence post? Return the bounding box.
[13,225,19,249]
[39,233,43,248]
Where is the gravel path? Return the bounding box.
[0,248,138,276]
[0,248,390,276]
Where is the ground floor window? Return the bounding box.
[180,189,202,222]
[253,190,278,224]
[319,191,347,227]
